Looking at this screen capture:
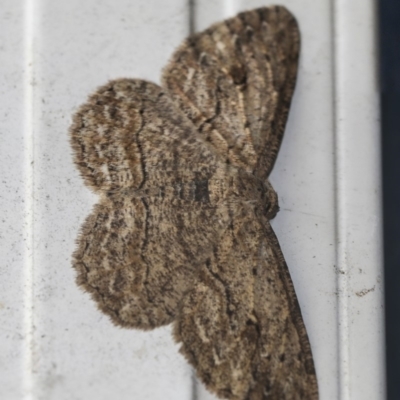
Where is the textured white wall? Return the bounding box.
[0,0,384,399]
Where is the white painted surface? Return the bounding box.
[0,0,383,399]
[0,2,27,399]
[333,1,384,399]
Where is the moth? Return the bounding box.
[70,5,318,400]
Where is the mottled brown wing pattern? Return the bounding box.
[162,6,300,179]
[70,5,318,400]
[174,207,317,399]
[71,79,232,329]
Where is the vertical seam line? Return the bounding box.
[331,0,350,399]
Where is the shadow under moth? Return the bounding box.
[70,5,318,400]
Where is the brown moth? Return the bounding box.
[70,5,318,400]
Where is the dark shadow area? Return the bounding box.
[380,1,400,399]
